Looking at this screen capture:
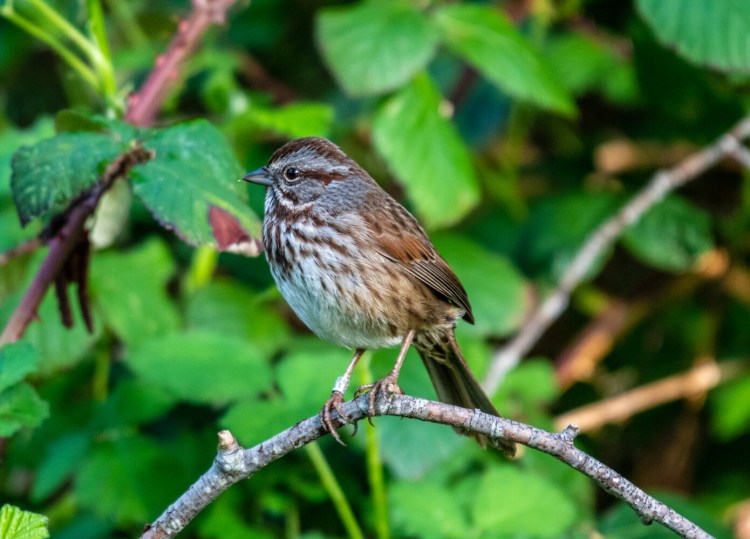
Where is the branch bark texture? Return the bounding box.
[141,394,715,539]
[484,114,750,393]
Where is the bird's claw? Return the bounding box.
[355,374,403,420]
[322,373,402,441]
[320,390,352,446]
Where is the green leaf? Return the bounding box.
[494,359,559,418]
[379,417,466,479]
[0,118,55,199]
[93,378,177,429]
[275,343,353,412]
[54,110,140,141]
[200,491,278,539]
[523,193,620,281]
[372,74,480,228]
[638,0,750,74]
[0,382,49,436]
[0,505,49,539]
[390,479,468,539]
[75,437,188,525]
[622,196,713,272]
[7,286,99,374]
[186,280,291,360]
[599,493,732,539]
[0,253,98,373]
[199,55,244,115]
[32,433,91,502]
[545,33,638,104]
[11,132,129,225]
[545,33,614,95]
[223,343,362,443]
[432,234,529,337]
[50,514,113,539]
[90,238,180,345]
[521,448,594,513]
[0,124,45,249]
[126,330,272,403]
[433,4,575,115]
[222,398,301,444]
[471,466,577,537]
[243,102,335,139]
[0,202,40,254]
[370,347,468,478]
[316,0,438,96]
[0,342,38,392]
[711,374,750,440]
[131,120,262,254]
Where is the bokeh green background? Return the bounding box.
[1,0,749,537]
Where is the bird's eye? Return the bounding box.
[284,167,300,181]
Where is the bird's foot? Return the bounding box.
[320,390,349,446]
[355,373,403,419]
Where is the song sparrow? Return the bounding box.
[243,137,515,455]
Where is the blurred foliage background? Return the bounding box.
[1,0,749,537]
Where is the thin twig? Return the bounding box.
[730,144,750,170]
[0,238,43,266]
[555,360,745,432]
[484,114,750,393]
[141,393,714,539]
[555,251,729,388]
[723,264,750,306]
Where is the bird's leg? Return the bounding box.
[320,348,365,445]
[356,329,416,418]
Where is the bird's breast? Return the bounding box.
[263,214,407,350]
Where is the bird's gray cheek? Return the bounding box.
[297,182,326,203]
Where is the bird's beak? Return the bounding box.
[242,167,273,186]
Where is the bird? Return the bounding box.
[242,137,514,455]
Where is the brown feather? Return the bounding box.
[418,335,515,455]
[365,199,474,324]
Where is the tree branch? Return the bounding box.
[484,114,750,393]
[0,0,236,345]
[141,393,715,539]
[554,251,728,388]
[555,359,745,433]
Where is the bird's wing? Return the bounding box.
[363,198,474,324]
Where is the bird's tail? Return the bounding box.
[417,334,516,456]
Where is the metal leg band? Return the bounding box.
[332,376,350,394]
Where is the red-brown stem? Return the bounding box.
[1,193,94,344]
[124,0,237,127]
[0,0,237,344]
